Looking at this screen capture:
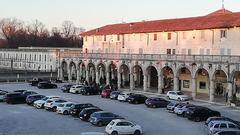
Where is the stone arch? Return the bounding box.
[212,69,228,101]
[231,70,240,99]
[146,66,158,92]
[87,62,96,84]
[119,64,130,88]
[176,66,192,92]
[161,66,174,91]
[97,62,107,85]
[108,62,118,86]
[78,62,86,83]
[132,65,144,89]
[194,68,210,99]
[61,60,68,81]
[69,61,77,81]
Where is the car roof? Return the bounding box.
[80,132,105,135]
[112,119,132,123]
[210,120,235,124]
[60,101,73,104]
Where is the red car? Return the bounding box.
[101,89,112,98]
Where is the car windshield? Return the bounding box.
[177,92,184,95]
[109,121,115,126]
[42,97,48,101]
[58,104,64,107]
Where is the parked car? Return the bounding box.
[166,91,191,101]
[101,89,112,98]
[213,129,240,135]
[26,94,45,105]
[206,120,240,135]
[89,111,123,126]
[5,92,26,104]
[80,86,100,95]
[166,102,180,112]
[56,102,74,115]
[117,91,133,102]
[79,107,102,121]
[69,85,84,94]
[110,91,121,100]
[80,132,105,135]
[126,94,147,104]
[105,119,143,135]
[205,117,240,128]
[22,91,38,98]
[30,78,43,86]
[44,98,67,111]
[54,79,63,83]
[174,103,196,116]
[185,106,221,122]
[0,90,8,102]
[33,96,60,109]
[38,81,57,89]
[145,97,170,108]
[13,90,27,93]
[69,103,95,117]
[61,84,74,93]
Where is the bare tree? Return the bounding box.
[61,20,76,38]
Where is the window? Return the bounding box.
[154,34,158,41]
[166,49,171,54]
[220,123,227,128]
[220,30,227,38]
[167,33,172,40]
[183,80,190,88]
[34,55,36,61]
[104,35,107,41]
[214,124,220,128]
[199,82,206,89]
[172,49,176,55]
[228,124,236,128]
[39,55,41,61]
[117,35,120,41]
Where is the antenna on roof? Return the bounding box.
[222,0,225,10]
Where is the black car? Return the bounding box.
[69,103,94,117]
[79,107,102,121]
[13,90,27,93]
[145,97,170,108]
[30,78,43,86]
[109,91,121,100]
[26,94,45,105]
[61,84,74,93]
[5,92,26,104]
[89,111,124,126]
[38,82,57,89]
[126,94,147,104]
[185,106,221,122]
[80,86,100,95]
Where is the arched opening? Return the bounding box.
[87,63,96,85]
[78,63,86,83]
[146,66,158,92]
[69,62,77,81]
[232,71,240,101]
[97,63,106,85]
[162,66,174,92]
[119,64,130,89]
[109,63,118,87]
[213,70,227,102]
[195,68,210,100]
[177,67,192,93]
[133,65,143,90]
[61,61,68,81]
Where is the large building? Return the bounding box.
[43,9,240,103]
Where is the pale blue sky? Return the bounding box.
[0,0,240,30]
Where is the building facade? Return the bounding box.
[60,9,240,103]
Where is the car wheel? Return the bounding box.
[111,131,118,135]
[53,106,57,112]
[76,91,79,94]
[41,104,44,109]
[134,130,141,135]
[194,117,201,122]
[167,96,170,100]
[97,121,103,127]
[152,105,157,108]
[177,98,181,101]
[87,92,90,96]
[135,101,138,104]
[63,110,68,115]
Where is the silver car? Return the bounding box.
[206,120,240,135]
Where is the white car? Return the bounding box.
[69,85,84,94]
[105,119,143,135]
[44,98,67,111]
[206,120,240,135]
[117,92,133,102]
[166,91,190,101]
[33,96,60,109]
[56,102,74,115]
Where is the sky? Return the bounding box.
[0,0,240,31]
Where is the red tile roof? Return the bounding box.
[81,9,240,36]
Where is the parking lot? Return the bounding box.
[0,83,240,135]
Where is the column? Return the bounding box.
[79,65,82,83]
[76,68,80,83]
[59,67,63,81]
[192,78,197,99]
[96,71,99,84]
[117,72,121,89]
[86,69,89,84]
[227,81,233,101]
[173,76,179,91]
[130,73,134,91]
[209,80,214,102]
[158,74,163,94]
[143,74,147,92]
[147,74,151,88]
[68,67,71,82]
[106,70,110,85]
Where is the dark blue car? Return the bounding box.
[89,111,123,126]
[26,94,45,105]
[145,97,170,108]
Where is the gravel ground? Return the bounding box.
[0,83,239,135]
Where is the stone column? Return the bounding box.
[117,71,121,89]
[79,65,82,82]
[96,71,99,84]
[209,80,214,102]
[68,67,72,82]
[76,68,80,84]
[130,73,134,91]
[86,69,89,84]
[227,81,233,101]
[192,78,197,99]
[147,74,151,88]
[143,74,147,92]
[174,76,179,91]
[158,74,163,94]
[106,70,110,85]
